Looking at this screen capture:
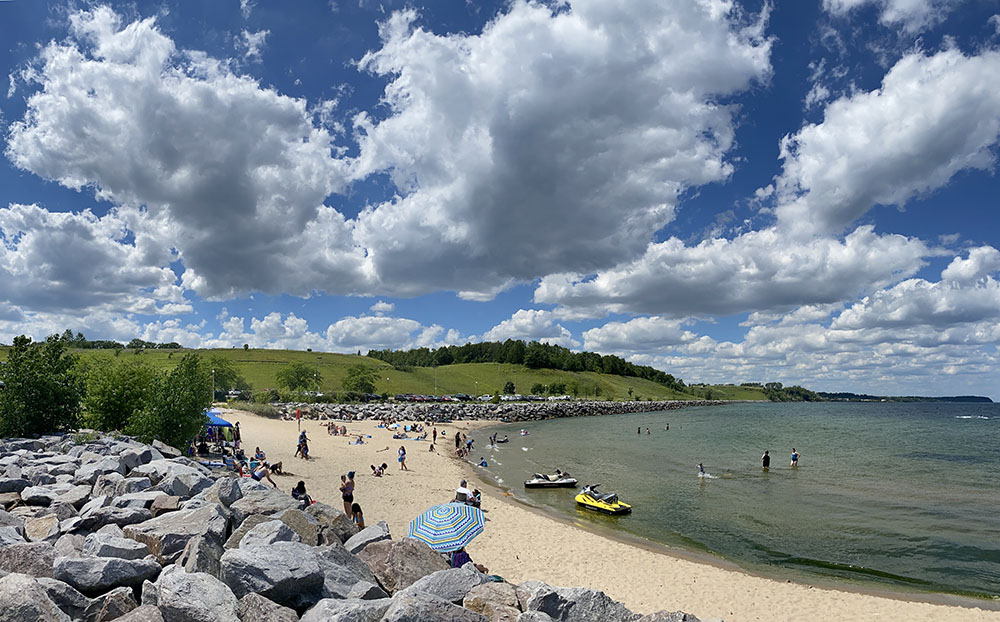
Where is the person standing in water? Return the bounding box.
[697,462,705,476]
[646,427,650,434]
[790,448,800,467]
[761,450,770,469]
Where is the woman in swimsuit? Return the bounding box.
[340,474,355,515]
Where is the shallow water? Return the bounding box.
[477,402,1000,597]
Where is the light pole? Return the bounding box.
[211,369,215,404]
[474,380,478,397]
[386,377,390,397]
[316,356,322,392]
[434,365,438,396]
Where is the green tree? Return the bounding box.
[530,383,546,395]
[342,365,378,393]
[129,353,211,448]
[276,361,320,392]
[0,335,85,437]
[503,380,516,394]
[206,356,249,392]
[83,358,157,432]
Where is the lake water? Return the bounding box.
[476,401,1000,598]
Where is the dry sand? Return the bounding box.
[226,409,1000,622]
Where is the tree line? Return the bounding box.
[0,334,211,449]
[367,339,687,392]
[49,329,182,350]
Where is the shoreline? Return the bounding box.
[225,409,1000,621]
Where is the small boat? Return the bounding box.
[524,471,578,488]
[575,484,631,515]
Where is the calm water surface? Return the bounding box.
[477,402,1000,597]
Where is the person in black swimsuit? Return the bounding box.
[761,450,770,469]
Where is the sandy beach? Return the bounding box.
[225,409,1000,622]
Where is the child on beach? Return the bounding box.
[398,446,408,470]
[351,503,365,529]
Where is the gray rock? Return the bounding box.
[216,477,243,507]
[84,506,153,530]
[21,483,75,506]
[114,605,164,622]
[220,540,324,610]
[343,520,390,554]
[26,514,61,543]
[53,555,161,595]
[0,572,72,622]
[356,538,450,594]
[517,613,556,622]
[0,509,25,536]
[381,592,487,622]
[400,563,488,604]
[0,478,30,494]
[92,472,126,498]
[306,502,358,544]
[84,585,138,621]
[73,457,125,486]
[316,540,380,599]
[224,513,271,549]
[79,494,112,517]
[151,565,239,622]
[0,525,25,546]
[275,508,322,545]
[0,492,20,510]
[347,580,389,600]
[237,592,299,622]
[151,441,181,459]
[463,582,520,619]
[491,605,522,622]
[177,534,224,577]
[140,579,157,607]
[0,541,56,577]
[36,577,91,621]
[229,489,301,530]
[53,533,87,558]
[635,613,702,622]
[154,471,213,499]
[124,503,229,564]
[42,501,79,522]
[121,477,153,494]
[149,495,180,517]
[113,492,167,510]
[239,519,301,549]
[55,485,92,509]
[97,523,126,537]
[83,532,150,560]
[519,584,640,622]
[299,597,391,622]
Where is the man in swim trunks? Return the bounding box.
[762,450,770,469]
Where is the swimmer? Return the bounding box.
[697,462,705,475]
[761,450,770,469]
[790,448,800,467]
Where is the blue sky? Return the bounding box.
[2,0,999,399]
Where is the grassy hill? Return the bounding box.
[0,345,767,402]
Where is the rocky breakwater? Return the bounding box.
[0,431,717,621]
[274,399,729,423]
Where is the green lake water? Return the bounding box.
[475,402,1000,598]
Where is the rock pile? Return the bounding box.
[0,432,714,621]
[271,399,728,423]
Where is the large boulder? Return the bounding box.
[0,541,56,577]
[149,495,180,518]
[114,605,165,622]
[83,532,150,560]
[299,597,392,622]
[20,483,75,506]
[122,477,153,495]
[356,538,450,594]
[150,565,239,622]
[315,540,380,600]
[25,514,61,543]
[400,563,488,604]
[239,519,301,549]
[0,526,25,546]
[113,491,167,510]
[224,514,271,549]
[151,441,181,459]
[36,577,91,621]
[464,581,520,619]
[0,509,25,536]
[381,592,488,622]
[220,540,324,611]
[82,506,153,531]
[0,478,30,494]
[275,508,322,545]
[53,555,161,595]
[517,583,640,622]
[0,572,71,622]
[229,489,300,529]
[154,471,213,499]
[53,533,86,558]
[343,520,391,554]
[215,477,243,508]
[124,503,230,564]
[178,534,225,577]
[237,592,299,622]
[73,457,125,486]
[92,472,126,498]
[306,502,358,544]
[84,585,139,621]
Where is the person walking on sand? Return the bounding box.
[762,450,770,469]
[790,448,800,467]
[433,427,437,444]
[398,445,408,470]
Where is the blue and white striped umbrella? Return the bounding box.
[407,502,485,552]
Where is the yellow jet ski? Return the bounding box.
[575,484,631,515]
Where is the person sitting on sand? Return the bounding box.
[291,481,312,508]
[371,463,387,477]
[252,462,278,488]
[351,502,365,529]
[455,480,474,503]
[449,547,488,573]
[255,447,266,460]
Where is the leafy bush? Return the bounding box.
[342,365,378,394]
[276,362,320,392]
[0,335,84,437]
[128,353,211,449]
[82,358,157,432]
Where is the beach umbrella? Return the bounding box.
[407,502,485,552]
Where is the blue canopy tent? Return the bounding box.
[205,408,234,442]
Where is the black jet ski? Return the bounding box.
[524,470,578,488]
[575,484,631,515]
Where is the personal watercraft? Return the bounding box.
[524,471,578,488]
[575,484,631,515]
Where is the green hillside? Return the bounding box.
[0,345,764,401]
